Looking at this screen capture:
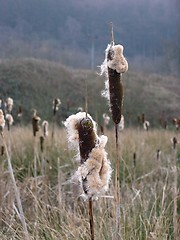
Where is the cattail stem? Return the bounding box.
[115,123,120,239]
[88,197,95,240]
[173,147,178,240]
[33,135,39,231]
[52,115,55,140]
[1,133,29,240]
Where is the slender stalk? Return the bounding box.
[1,133,29,240]
[173,147,178,240]
[115,123,120,239]
[51,115,55,140]
[88,197,95,240]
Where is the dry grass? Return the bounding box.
[0,126,179,239]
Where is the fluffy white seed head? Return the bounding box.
[53,98,61,112]
[77,107,83,112]
[64,112,112,199]
[0,109,5,131]
[42,120,49,137]
[6,97,14,113]
[64,112,98,152]
[6,114,14,125]
[100,43,128,75]
[100,43,128,102]
[73,135,112,200]
[143,121,150,131]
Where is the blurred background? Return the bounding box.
[0,0,179,126]
[0,0,179,74]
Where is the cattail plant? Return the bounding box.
[6,114,14,131]
[31,109,41,228]
[172,118,180,131]
[5,97,14,114]
[40,120,49,175]
[0,109,29,239]
[0,110,5,132]
[100,23,128,238]
[156,149,161,161]
[31,109,41,177]
[52,98,61,139]
[143,120,150,131]
[170,137,179,240]
[64,111,112,239]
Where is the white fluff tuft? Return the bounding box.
[64,112,98,151]
[100,43,128,101]
[74,135,112,200]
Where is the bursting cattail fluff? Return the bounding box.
[6,97,14,113]
[52,98,61,116]
[100,43,128,124]
[64,112,112,199]
[32,109,41,137]
[6,114,14,130]
[143,121,150,131]
[42,120,49,137]
[0,109,5,132]
[77,107,83,112]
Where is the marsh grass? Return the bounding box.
[0,126,179,239]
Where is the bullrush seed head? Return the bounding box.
[1,146,4,156]
[77,117,97,164]
[171,137,178,149]
[108,68,123,124]
[64,112,98,162]
[77,135,112,199]
[6,114,14,131]
[100,43,128,124]
[42,121,49,137]
[0,109,5,133]
[64,112,112,199]
[52,98,61,116]
[6,97,13,113]
[32,110,41,137]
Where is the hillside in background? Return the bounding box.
[0,0,179,74]
[0,58,179,127]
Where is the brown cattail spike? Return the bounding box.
[108,68,123,124]
[1,146,4,156]
[40,136,44,153]
[53,98,61,116]
[32,110,41,137]
[77,117,97,164]
[157,149,161,160]
[172,137,178,149]
[133,152,136,167]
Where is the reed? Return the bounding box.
[64,112,112,239]
[52,98,61,140]
[100,23,128,239]
[0,109,29,240]
[171,137,178,240]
